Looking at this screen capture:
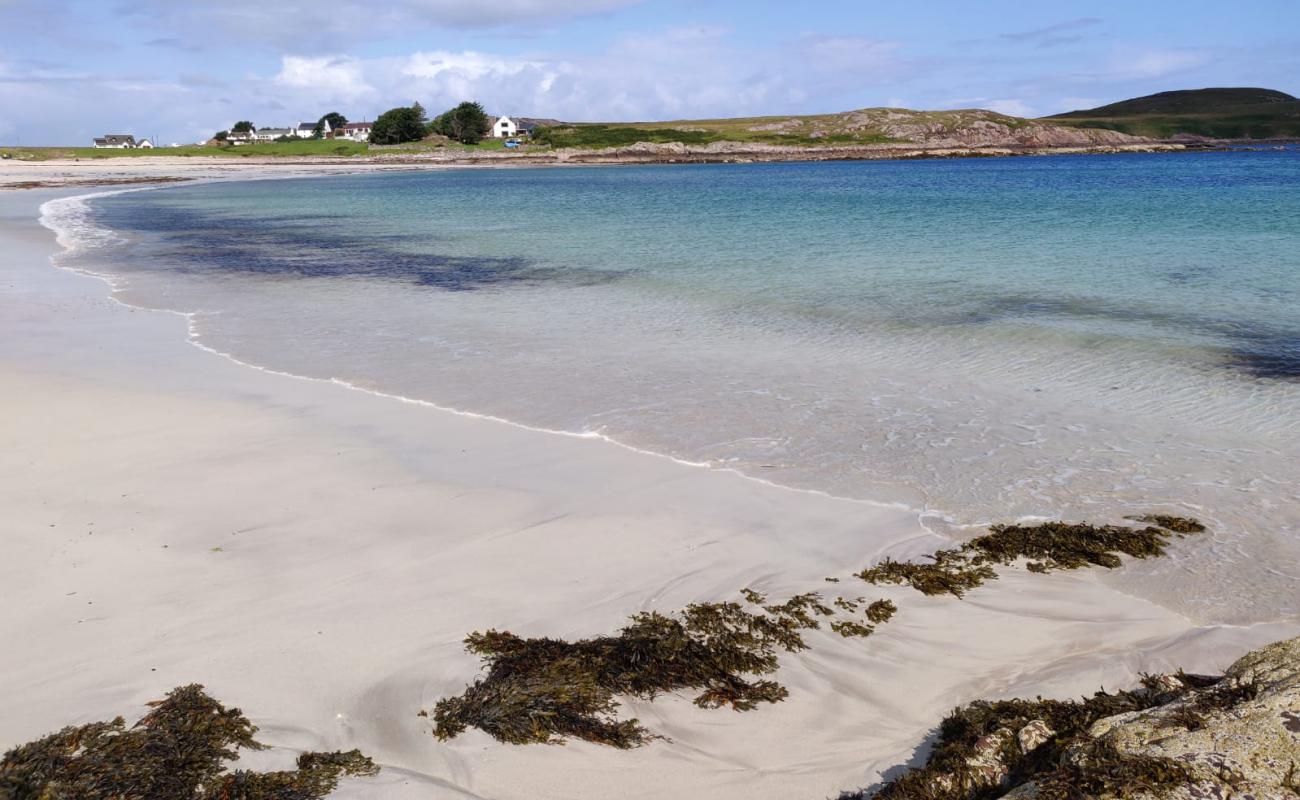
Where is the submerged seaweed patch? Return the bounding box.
[858,517,1202,597]
[0,684,378,799]
[88,199,618,292]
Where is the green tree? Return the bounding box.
[315,112,347,137]
[213,130,229,142]
[231,120,255,134]
[446,101,490,144]
[428,110,453,138]
[368,106,427,145]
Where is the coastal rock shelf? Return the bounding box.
[851,635,1300,800]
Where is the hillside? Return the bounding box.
[532,108,1147,150]
[1048,87,1300,139]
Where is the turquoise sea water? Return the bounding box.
[56,150,1300,624]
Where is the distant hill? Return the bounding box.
[1047,87,1300,140]
[533,108,1146,150]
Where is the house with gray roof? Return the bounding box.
[92,134,138,148]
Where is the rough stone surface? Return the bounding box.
[1016,720,1055,755]
[1064,636,1300,800]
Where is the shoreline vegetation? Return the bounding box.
[4,89,1293,177]
[0,107,1221,174]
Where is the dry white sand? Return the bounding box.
[1,170,1294,799]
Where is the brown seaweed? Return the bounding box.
[0,684,378,800]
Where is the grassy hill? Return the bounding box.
[527,107,1133,150]
[1047,87,1300,139]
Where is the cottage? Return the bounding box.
[226,130,255,145]
[490,116,518,138]
[254,128,292,141]
[333,122,373,142]
[294,121,328,138]
[92,134,138,149]
[136,139,154,149]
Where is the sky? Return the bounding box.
[1,0,1297,145]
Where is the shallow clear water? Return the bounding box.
[56,150,1300,625]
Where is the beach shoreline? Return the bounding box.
[2,173,1295,799]
[0,136,1192,190]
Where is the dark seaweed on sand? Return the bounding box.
[849,679,1209,800]
[0,684,378,800]
[858,517,1203,597]
[433,588,903,747]
[431,601,816,748]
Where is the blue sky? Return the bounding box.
[1,0,1297,145]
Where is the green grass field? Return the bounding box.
[532,116,903,149]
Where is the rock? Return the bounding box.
[1017,720,1054,755]
[965,728,1014,789]
[1080,636,1300,800]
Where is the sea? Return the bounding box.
[42,148,1300,626]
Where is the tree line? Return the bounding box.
[210,102,493,146]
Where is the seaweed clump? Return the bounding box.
[848,680,1202,800]
[0,684,378,800]
[433,588,902,748]
[432,600,819,748]
[858,517,1202,598]
[857,551,997,598]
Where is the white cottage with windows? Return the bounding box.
[490,116,519,138]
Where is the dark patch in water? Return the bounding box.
[960,294,1300,382]
[1225,332,1300,379]
[91,198,615,292]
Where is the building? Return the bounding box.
[226,130,255,145]
[92,134,138,148]
[254,128,292,141]
[294,121,329,138]
[490,116,518,138]
[333,122,373,142]
[136,139,154,149]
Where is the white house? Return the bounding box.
[92,134,138,148]
[490,116,518,138]
[294,121,328,138]
[254,128,292,141]
[136,139,154,149]
[333,122,373,142]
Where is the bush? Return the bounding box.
[369,106,428,145]
[431,102,491,144]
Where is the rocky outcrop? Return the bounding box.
[856,636,1300,800]
[1073,636,1300,800]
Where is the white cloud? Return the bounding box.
[275,56,374,101]
[1116,48,1211,79]
[985,98,1035,116]
[112,0,642,48]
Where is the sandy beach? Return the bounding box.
[2,165,1296,798]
